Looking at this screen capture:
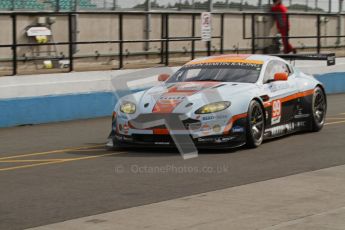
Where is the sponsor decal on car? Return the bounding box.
[200,114,228,121]
[294,114,310,119]
[232,126,245,133]
[201,124,211,135]
[267,122,306,136]
[213,125,222,133]
[271,100,282,125]
[159,95,186,101]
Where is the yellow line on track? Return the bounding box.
[0,144,105,161]
[325,120,345,126]
[0,152,125,172]
[327,118,345,120]
[0,159,65,163]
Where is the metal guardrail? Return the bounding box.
[0,11,225,76]
[0,11,344,76]
[243,12,345,54]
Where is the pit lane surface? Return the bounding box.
[0,94,345,230]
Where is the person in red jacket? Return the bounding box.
[271,0,296,54]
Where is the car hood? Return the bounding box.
[128,81,258,114]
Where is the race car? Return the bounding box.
[108,54,329,150]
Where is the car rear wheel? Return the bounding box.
[246,100,265,148]
[311,87,327,132]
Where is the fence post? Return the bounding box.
[119,13,123,69]
[160,14,165,64]
[74,0,78,11]
[251,14,256,54]
[208,0,213,12]
[220,13,224,54]
[165,14,169,66]
[12,14,17,76]
[317,14,321,53]
[113,0,117,10]
[56,0,60,12]
[191,14,196,60]
[68,14,74,72]
[144,0,151,51]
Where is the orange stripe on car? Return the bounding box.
[264,89,315,108]
[153,129,169,135]
[186,59,264,66]
[223,113,248,135]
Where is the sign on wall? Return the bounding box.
[201,12,212,42]
[27,27,52,37]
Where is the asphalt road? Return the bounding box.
[0,94,345,230]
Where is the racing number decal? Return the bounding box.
[271,100,282,125]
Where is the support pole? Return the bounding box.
[56,0,60,12]
[119,13,123,69]
[12,14,17,76]
[144,0,151,51]
[317,15,321,53]
[165,14,169,66]
[68,14,74,72]
[251,14,256,54]
[336,0,344,44]
[208,0,213,12]
[191,14,196,60]
[113,0,117,10]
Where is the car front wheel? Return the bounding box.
[246,100,265,148]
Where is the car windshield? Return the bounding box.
[166,62,262,84]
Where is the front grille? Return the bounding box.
[130,114,201,130]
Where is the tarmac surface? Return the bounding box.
[0,94,345,230]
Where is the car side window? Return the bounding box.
[263,61,277,84]
[263,60,290,84]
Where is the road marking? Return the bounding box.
[0,152,126,172]
[326,118,345,120]
[325,120,345,126]
[0,159,65,163]
[0,144,105,161]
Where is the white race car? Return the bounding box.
[108,54,331,149]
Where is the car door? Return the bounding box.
[262,60,298,128]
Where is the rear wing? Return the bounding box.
[274,53,336,66]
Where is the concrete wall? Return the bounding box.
[0,13,344,60]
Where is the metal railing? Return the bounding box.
[243,12,345,54]
[0,11,225,76]
[0,0,342,13]
[0,11,344,76]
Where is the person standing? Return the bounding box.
[271,0,296,54]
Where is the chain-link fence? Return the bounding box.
[0,0,343,12]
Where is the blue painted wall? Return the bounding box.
[0,73,344,128]
[0,92,116,127]
[315,72,345,94]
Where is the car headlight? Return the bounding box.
[120,102,136,114]
[195,101,231,114]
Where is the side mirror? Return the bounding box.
[158,73,170,82]
[274,72,288,81]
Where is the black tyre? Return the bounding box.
[246,100,265,148]
[311,87,327,132]
[106,135,122,151]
